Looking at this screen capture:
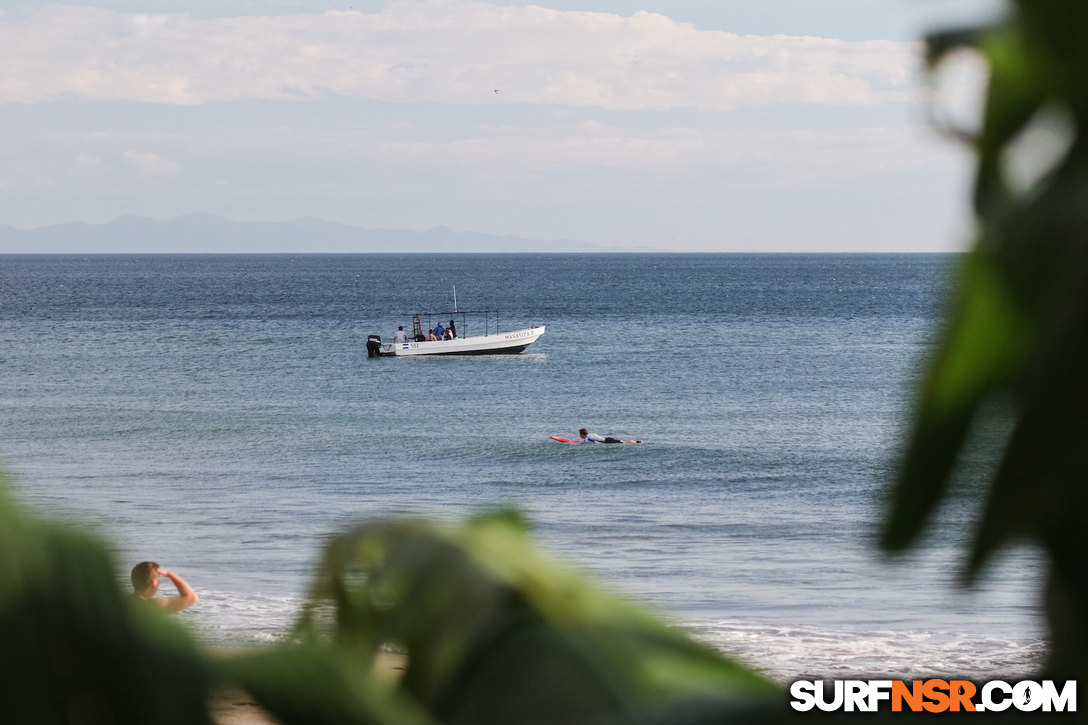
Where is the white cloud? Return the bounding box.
[352,121,940,185]
[122,149,180,175]
[0,2,919,110]
[73,152,105,169]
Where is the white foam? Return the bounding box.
[181,588,1046,683]
[684,619,1047,683]
[183,588,304,646]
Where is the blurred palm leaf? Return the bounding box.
[883,0,1088,679]
[296,510,782,724]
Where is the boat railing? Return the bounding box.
[408,309,503,340]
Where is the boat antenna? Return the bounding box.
[453,285,458,313]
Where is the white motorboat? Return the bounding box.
[367,309,545,357]
[381,325,544,356]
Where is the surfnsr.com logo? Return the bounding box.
[790,680,1077,713]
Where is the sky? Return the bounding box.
[0,0,1005,252]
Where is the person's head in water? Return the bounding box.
[131,561,160,597]
[579,428,588,439]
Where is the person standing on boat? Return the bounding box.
[392,326,408,344]
[433,321,445,340]
[448,319,457,339]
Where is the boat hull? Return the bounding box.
[380,326,544,356]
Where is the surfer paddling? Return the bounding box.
[578,428,643,444]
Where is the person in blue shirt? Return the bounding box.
[433,322,445,340]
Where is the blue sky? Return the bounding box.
[0,0,1003,251]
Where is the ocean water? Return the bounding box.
[0,253,1046,682]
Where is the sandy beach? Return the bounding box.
[208,651,406,724]
[209,690,276,725]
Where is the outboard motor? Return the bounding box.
[366,334,383,358]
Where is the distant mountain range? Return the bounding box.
[0,214,645,253]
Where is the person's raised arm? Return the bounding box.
[153,568,198,614]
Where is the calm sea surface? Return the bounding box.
[0,254,1045,681]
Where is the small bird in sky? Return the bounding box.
[493,89,500,94]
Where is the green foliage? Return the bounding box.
[883,0,1088,680]
[292,511,781,724]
